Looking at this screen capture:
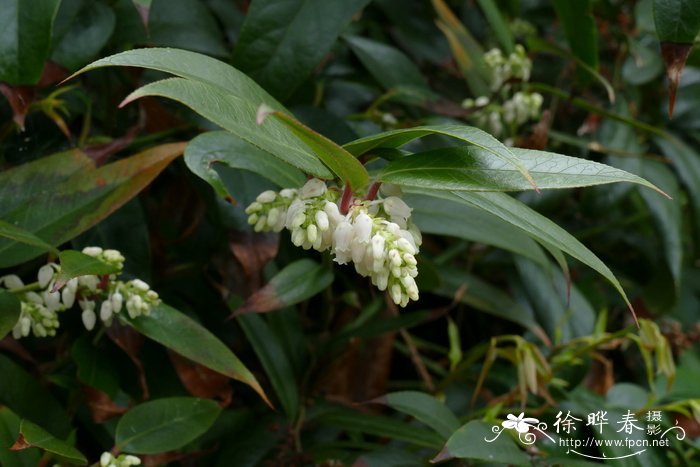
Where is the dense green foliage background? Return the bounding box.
[0,0,699,465]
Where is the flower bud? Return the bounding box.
[256,190,276,203]
[300,178,327,198]
[82,246,103,257]
[1,274,23,289]
[82,309,96,331]
[38,265,55,288]
[100,300,113,321]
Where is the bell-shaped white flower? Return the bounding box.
[81,308,96,331]
[299,178,327,199]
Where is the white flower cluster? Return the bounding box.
[461,45,543,140]
[483,44,532,91]
[100,452,141,467]
[1,246,160,339]
[246,179,423,307]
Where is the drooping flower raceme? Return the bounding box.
[245,179,423,307]
[0,246,160,339]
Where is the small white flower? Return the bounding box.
[123,455,142,466]
[43,290,61,312]
[353,212,373,244]
[315,210,329,231]
[79,275,100,291]
[37,265,55,288]
[100,300,113,321]
[82,246,103,257]
[26,292,43,304]
[103,249,125,263]
[100,452,113,467]
[111,292,123,313]
[62,287,76,308]
[131,279,150,291]
[256,190,277,203]
[299,178,327,198]
[1,274,24,289]
[81,309,96,331]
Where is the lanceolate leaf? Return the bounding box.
[257,106,369,189]
[420,189,636,318]
[115,397,221,454]
[234,259,333,315]
[380,147,667,194]
[185,131,305,196]
[432,420,529,464]
[125,304,271,406]
[0,143,185,268]
[0,291,21,341]
[552,0,599,82]
[345,125,538,189]
[11,420,86,465]
[233,0,370,100]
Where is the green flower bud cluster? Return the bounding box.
[100,452,141,467]
[1,246,160,339]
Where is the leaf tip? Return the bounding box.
[430,446,453,463]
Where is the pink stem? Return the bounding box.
[340,183,353,214]
[365,181,382,201]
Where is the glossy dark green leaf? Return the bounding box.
[0,143,185,268]
[237,314,299,420]
[115,397,221,454]
[367,391,460,440]
[653,0,700,42]
[148,0,227,57]
[125,304,271,405]
[235,259,333,315]
[14,420,86,465]
[0,356,72,439]
[0,220,59,257]
[0,408,41,467]
[0,290,21,341]
[233,0,370,99]
[71,335,120,397]
[345,125,537,189]
[432,420,529,464]
[403,191,548,265]
[257,106,369,189]
[51,1,116,71]
[380,146,666,194]
[54,250,120,290]
[0,0,60,85]
[185,131,305,196]
[552,0,599,81]
[345,35,428,90]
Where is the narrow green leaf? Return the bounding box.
[0,220,59,257]
[345,125,538,189]
[552,0,599,82]
[235,259,333,315]
[403,191,549,265]
[185,131,305,196]
[0,290,21,340]
[367,391,460,440]
[237,314,299,421]
[345,35,429,90]
[115,397,221,454]
[13,420,86,465]
[0,143,185,268]
[381,146,667,194]
[54,250,120,291]
[432,420,529,464]
[0,407,41,467]
[125,304,271,406]
[0,0,61,85]
[121,77,331,178]
[476,0,514,53]
[233,0,370,99]
[257,105,369,189]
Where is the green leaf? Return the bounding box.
[0,0,61,85]
[653,0,700,42]
[444,190,635,316]
[14,420,86,465]
[0,407,41,467]
[403,191,548,265]
[54,250,120,290]
[367,391,460,440]
[257,105,369,189]
[432,420,529,464]
[233,0,370,99]
[0,143,185,268]
[476,0,514,54]
[344,35,429,90]
[237,314,300,421]
[185,131,306,196]
[552,0,599,82]
[313,405,443,448]
[71,335,120,397]
[0,220,59,257]
[234,259,333,315]
[125,303,270,405]
[0,290,21,341]
[115,397,221,454]
[347,125,538,189]
[51,1,116,71]
[656,136,700,235]
[380,146,667,194]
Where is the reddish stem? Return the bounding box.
[340,183,353,214]
[365,181,382,201]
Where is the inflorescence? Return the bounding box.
[0,247,160,339]
[245,179,422,307]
